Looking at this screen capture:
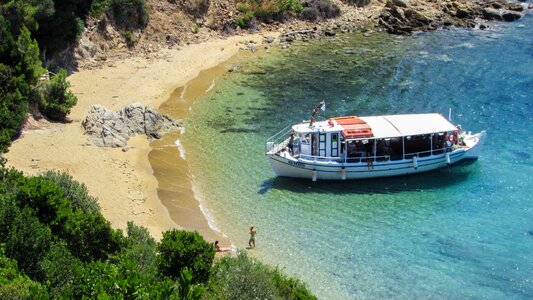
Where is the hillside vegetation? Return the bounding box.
[0,160,316,298]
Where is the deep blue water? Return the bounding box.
[180,13,533,299]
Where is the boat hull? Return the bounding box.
[267,131,485,180]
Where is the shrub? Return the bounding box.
[207,252,316,299]
[110,0,149,30]
[0,246,47,299]
[40,240,81,298]
[157,229,215,283]
[90,0,110,17]
[41,170,100,215]
[15,176,70,226]
[36,69,78,120]
[236,10,255,28]
[207,252,278,299]
[61,210,123,262]
[301,7,319,20]
[300,0,340,21]
[0,202,52,280]
[235,0,304,26]
[117,222,157,275]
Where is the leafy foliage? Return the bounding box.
[41,170,100,215]
[207,252,316,299]
[0,246,47,299]
[0,4,78,153]
[0,161,317,298]
[110,0,149,30]
[36,69,77,120]
[157,229,215,283]
[235,0,303,28]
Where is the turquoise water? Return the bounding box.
[181,14,533,299]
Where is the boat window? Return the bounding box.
[331,133,338,157]
[319,134,326,157]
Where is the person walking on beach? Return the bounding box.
[249,226,256,249]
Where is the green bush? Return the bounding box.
[235,0,304,27]
[116,222,157,276]
[0,200,52,280]
[90,0,110,17]
[110,0,149,30]
[41,170,100,215]
[157,229,215,283]
[61,210,123,262]
[207,252,316,300]
[15,177,70,227]
[0,246,47,299]
[40,240,81,298]
[37,69,78,120]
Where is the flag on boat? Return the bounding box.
[320,101,326,111]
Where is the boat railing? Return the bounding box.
[266,125,293,155]
[294,146,457,164]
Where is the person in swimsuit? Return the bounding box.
[214,240,231,252]
[249,226,256,249]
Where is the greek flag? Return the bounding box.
[320,101,326,111]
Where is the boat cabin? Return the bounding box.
[291,114,461,162]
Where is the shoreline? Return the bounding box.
[4,32,275,241]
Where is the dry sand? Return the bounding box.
[4,32,275,241]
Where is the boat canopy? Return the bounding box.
[360,113,458,139]
[292,113,458,139]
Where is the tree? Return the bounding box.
[157,230,215,283]
[36,69,77,120]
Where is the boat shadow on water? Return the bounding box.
[258,159,478,195]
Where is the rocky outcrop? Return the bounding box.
[82,103,180,147]
[378,0,526,35]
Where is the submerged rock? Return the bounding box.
[82,103,180,147]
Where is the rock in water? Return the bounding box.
[482,8,503,21]
[82,103,180,147]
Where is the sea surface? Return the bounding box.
[167,14,532,299]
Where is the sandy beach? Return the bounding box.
[4,32,275,241]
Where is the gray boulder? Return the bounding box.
[82,103,180,148]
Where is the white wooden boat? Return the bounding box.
[266,110,485,181]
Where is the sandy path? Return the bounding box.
[4,32,275,240]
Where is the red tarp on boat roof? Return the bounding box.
[330,116,374,139]
[330,116,366,126]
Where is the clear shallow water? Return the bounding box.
[180,15,533,299]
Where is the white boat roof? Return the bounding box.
[361,113,457,138]
[293,113,458,139]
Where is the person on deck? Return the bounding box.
[287,131,295,156]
